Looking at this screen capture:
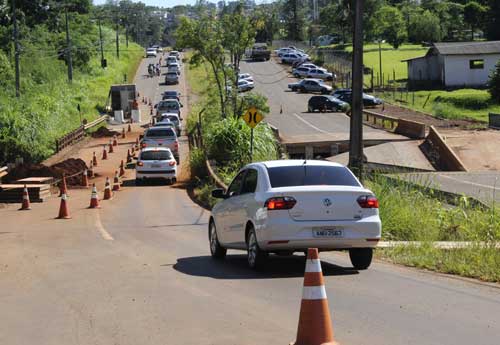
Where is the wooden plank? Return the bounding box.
[16,177,54,185]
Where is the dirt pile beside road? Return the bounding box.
[91,126,121,138]
[5,158,88,185]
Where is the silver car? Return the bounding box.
[165,72,179,85]
[209,160,381,270]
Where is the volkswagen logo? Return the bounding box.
[323,198,332,207]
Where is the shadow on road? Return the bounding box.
[172,254,358,279]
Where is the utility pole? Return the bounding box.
[65,7,73,83]
[12,0,20,97]
[125,23,129,48]
[348,0,364,180]
[98,18,105,68]
[378,40,382,88]
[115,18,120,59]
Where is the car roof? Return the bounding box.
[253,160,344,168]
[141,146,171,152]
[164,91,179,94]
[160,112,179,117]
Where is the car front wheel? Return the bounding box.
[209,221,226,259]
[308,106,314,112]
[349,248,373,270]
[247,228,267,270]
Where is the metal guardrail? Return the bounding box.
[55,115,109,153]
[84,115,108,130]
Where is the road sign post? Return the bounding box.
[242,107,264,161]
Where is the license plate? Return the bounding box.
[151,164,161,168]
[312,227,343,238]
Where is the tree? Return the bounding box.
[485,0,499,40]
[175,15,229,118]
[282,0,306,41]
[371,5,407,48]
[463,1,487,40]
[319,2,352,43]
[488,60,500,103]
[408,10,441,43]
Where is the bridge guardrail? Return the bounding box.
[55,115,109,153]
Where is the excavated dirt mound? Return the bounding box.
[91,126,121,138]
[5,158,88,186]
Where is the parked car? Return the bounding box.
[141,126,179,162]
[135,147,177,185]
[281,53,304,64]
[208,160,381,270]
[165,72,179,85]
[162,90,181,101]
[146,48,157,58]
[292,66,312,78]
[275,47,295,57]
[307,68,334,81]
[307,95,349,112]
[158,113,182,136]
[238,73,254,83]
[156,99,183,116]
[335,91,383,107]
[288,79,332,94]
[331,88,352,98]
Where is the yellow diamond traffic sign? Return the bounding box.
[242,107,264,128]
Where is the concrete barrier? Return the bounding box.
[394,118,426,139]
[489,113,500,129]
[426,126,467,171]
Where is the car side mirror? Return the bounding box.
[212,188,227,199]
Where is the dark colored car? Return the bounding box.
[308,95,349,112]
[332,89,383,107]
[162,91,181,101]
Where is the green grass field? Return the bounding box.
[341,43,428,82]
[376,88,500,122]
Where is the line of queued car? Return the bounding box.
[136,50,184,185]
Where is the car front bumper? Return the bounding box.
[255,215,381,251]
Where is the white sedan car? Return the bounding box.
[209,160,381,270]
[135,147,177,185]
[238,73,254,83]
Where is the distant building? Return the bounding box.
[404,41,500,89]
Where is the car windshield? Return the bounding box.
[266,165,360,187]
[165,116,179,123]
[140,150,172,161]
[160,101,178,108]
[164,92,178,97]
[167,73,177,77]
[146,129,175,137]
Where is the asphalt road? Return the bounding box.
[1,57,500,345]
[239,59,405,144]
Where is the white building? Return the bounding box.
[404,41,500,89]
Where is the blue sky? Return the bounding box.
[93,1,204,7]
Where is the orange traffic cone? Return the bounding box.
[112,171,121,191]
[128,123,132,132]
[56,193,71,219]
[293,248,338,345]
[88,184,100,209]
[150,105,153,115]
[88,161,94,178]
[81,169,89,187]
[126,149,132,163]
[93,151,98,166]
[119,160,125,177]
[102,145,108,160]
[59,174,68,197]
[113,135,118,146]
[122,127,126,139]
[131,145,135,155]
[108,140,114,154]
[135,137,139,147]
[19,185,31,211]
[149,98,152,106]
[103,177,113,200]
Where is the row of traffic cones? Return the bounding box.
[141,97,152,106]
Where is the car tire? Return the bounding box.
[209,221,227,259]
[135,178,142,186]
[247,227,268,270]
[321,89,329,94]
[308,106,314,113]
[349,248,373,270]
[300,86,306,93]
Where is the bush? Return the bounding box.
[488,60,500,103]
[190,148,207,179]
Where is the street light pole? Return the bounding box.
[348,0,364,180]
[98,18,105,68]
[11,0,20,97]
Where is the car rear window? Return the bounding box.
[146,128,175,137]
[266,165,360,187]
[140,150,172,161]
